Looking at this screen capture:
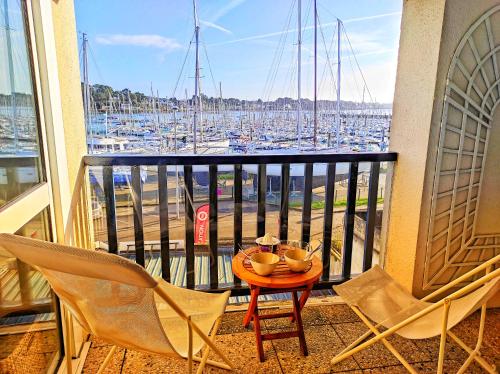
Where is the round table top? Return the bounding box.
[232,245,323,289]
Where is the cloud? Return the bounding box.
[339,30,386,55]
[95,34,182,52]
[208,11,401,47]
[343,11,402,24]
[210,0,247,23]
[200,20,232,34]
[208,29,287,47]
[197,0,245,35]
[344,59,398,102]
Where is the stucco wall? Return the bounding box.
[385,0,446,292]
[50,0,86,190]
[387,0,500,295]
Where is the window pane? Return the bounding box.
[0,210,60,371]
[0,0,44,209]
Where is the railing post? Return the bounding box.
[184,165,195,289]
[158,165,170,281]
[233,164,243,286]
[279,163,290,241]
[342,162,358,279]
[301,163,313,244]
[209,164,218,289]
[103,166,118,254]
[131,166,145,267]
[257,164,266,238]
[363,162,380,271]
[322,163,336,281]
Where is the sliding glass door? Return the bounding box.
[0,0,61,372]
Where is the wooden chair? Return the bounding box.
[331,255,499,373]
[0,233,234,374]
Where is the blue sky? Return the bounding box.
[1,0,34,95]
[74,0,402,103]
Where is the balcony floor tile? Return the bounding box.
[121,350,199,374]
[217,310,255,335]
[205,331,281,373]
[79,303,499,373]
[332,322,432,369]
[82,345,126,373]
[315,303,362,324]
[261,305,332,331]
[270,324,360,373]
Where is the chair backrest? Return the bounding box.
[0,233,175,355]
[335,262,500,339]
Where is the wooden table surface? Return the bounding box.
[232,245,323,288]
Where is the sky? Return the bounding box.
[1,0,35,95]
[74,0,402,103]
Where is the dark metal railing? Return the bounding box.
[84,152,397,295]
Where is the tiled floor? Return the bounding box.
[82,302,500,373]
[0,329,59,373]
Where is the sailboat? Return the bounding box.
[182,0,229,155]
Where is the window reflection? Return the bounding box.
[0,209,60,372]
[0,0,43,209]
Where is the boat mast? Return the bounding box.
[192,0,201,154]
[185,88,189,131]
[106,90,113,138]
[297,0,302,149]
[4,0,19,152]
[150,82,156,132]
[219,81,226,128]
[156,89,161,126]
[336,19,341,151]
[82,33,93,153]
[313,0,318,148]
[127,91,132,121]
[219,82,223,115]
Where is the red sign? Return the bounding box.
[195,204,210,244]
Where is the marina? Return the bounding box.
[76,0,392,157]
[85,108,391,155]
[0,1,393,162]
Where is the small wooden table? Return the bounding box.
[232,245,323,362]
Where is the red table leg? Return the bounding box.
[253,305,265,362]
[299,283,314,310]
[290,282,314,322]
[243,287,265,361]
[243,286,260,328]
[292,291,308,356]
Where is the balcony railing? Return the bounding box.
[83,152,397,295]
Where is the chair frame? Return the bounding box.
[331,255,499,374]
[62,283,234,374]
